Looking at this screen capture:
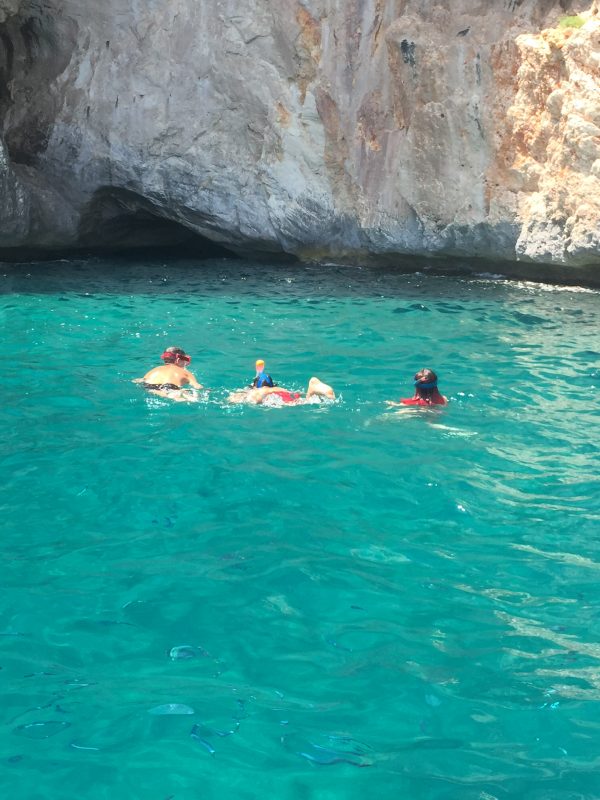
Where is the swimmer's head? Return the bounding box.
[253,360,275,388]
[161,346,191,366]
[414,368,438,393]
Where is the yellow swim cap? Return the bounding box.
[256,359,265,368]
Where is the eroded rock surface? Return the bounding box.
[0,0,598,274]
[507,19,600,265]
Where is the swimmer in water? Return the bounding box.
[386,368,448,409]
[251,359,275,388]
[228,374,335,406]
[134,346,203,401]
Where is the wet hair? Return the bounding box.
[414,368,439,401]
[162,346,187,364]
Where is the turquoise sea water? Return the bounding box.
[1,258,599,800]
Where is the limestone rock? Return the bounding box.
[508,18,600,265]
[0,0,598,277]
[0,0,20,24]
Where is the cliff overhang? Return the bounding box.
[0,0,598,280]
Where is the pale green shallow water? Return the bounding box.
[1,258,599,800]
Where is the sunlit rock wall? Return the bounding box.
[0,0,598,272]
[504,17,600,265]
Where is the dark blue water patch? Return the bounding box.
[512,311,549,326]
[393,303,431,313]
[555,307,584,316]
[435,302,465,314]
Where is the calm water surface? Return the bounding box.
[1,258,599,800]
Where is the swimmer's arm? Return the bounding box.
[385,400,402,407]
[185,371,203,390]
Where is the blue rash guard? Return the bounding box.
[253,371,275,388]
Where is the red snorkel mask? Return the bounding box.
[161,351,191,365]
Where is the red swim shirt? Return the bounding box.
[400,389,446,406]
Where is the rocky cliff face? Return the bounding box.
[0,0,598,274]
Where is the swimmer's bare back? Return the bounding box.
[135,364,203,401]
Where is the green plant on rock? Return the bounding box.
[557,15,584,28]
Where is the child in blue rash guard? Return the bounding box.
[251,359,276,388]
[229,377,335,406]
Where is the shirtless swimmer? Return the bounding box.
[134,346,203,401]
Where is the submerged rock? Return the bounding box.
[0,0,598,277]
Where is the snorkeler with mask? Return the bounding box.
[386,368,448,408]
[134,347,203,401]
[251,359,275,388]
[229,360,335,406]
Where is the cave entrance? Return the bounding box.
[77,187,238,259]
